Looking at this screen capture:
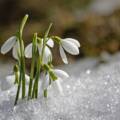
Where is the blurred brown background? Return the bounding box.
[1,0,120,65]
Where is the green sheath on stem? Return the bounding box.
[44,89,47,97]
[28,33,37,99]
[14,64,22,105]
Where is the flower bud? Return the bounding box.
[13,64,19,72]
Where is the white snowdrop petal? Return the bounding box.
[45,46,51,57]
[1,36,16,54]
[64,38,80,47]
[25,43,32,58]
[38,80,44,96]
[54,69,69,79]
[59,45,68,64]
[12,41,19,60]
[43,73,50,89]
[47,38,54,48]
[62,40,79,55]
[55,79,64,95]
[43,46,52,64]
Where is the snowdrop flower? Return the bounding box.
[59,38,80,64]
[46,38,54,48]
[25,38,54,63]
[42,46,52,64]
[6,72,30,86]
[1,36,20,59]
[42,69,69,95]
[41,72,50,90]
[53,69,69,95]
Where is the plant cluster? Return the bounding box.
[0,14,80,105]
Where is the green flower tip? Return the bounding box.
[50,22,53,26]
[13,64,19,72]
[25,14,29,18]
[34,33,37,38]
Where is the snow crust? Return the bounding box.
[1,53,120,120]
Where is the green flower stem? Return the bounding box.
[20,41,26,98]
[32,55,41,98]
[18,14,28,98]
[32,23,53,98]
[14,64,22,105]
[28,33,37,99]
[44,89,47,97]
[14,64,19,84]
[14,15,28,105]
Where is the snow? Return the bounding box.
[1,53,120,119]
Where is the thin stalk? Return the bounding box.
[28,33,37,99]
[14,55,21,105]
[32,55,41,98]
[32,23,53,98]
[18,14,28,98]
[14,64,22,105]
[20,41,26,98]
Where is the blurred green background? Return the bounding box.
[0,0,120,65]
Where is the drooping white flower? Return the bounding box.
[53,69,69,95]
[41,72,50,90]
[59,38,80,64]
[46,38,54,48]
[12,41,20,59]
[1,36,20,59]
[24,43,32,58]
[41,69,69,95]
[25,38,54,63]
[42,46,52,64]
[53,69,69,79]
[6,72,30,85]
